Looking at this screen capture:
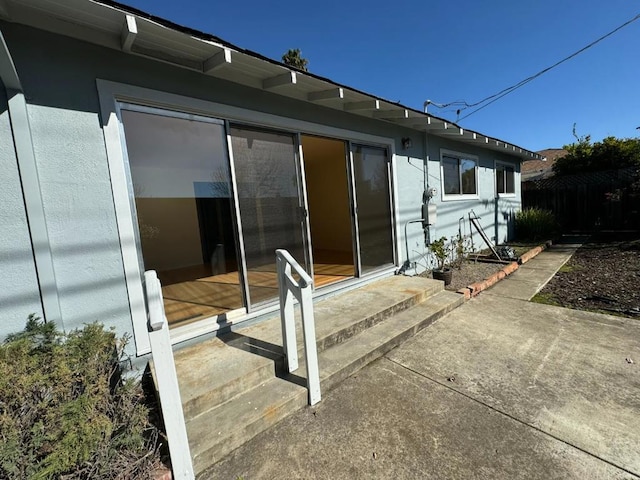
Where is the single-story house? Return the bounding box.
[0,0,541,359]
[521,148,567,182]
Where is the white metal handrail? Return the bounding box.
[144,270,195,480]
[275,249,321,406]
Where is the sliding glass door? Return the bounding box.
[120,103,395,325]
[120,106,243,326]
[229,125,310,310]
[350,144,395,274]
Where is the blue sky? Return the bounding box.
[124,0,639,152]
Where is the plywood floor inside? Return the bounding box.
[161,258,354,328]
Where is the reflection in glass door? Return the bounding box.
[350,144,395,274]
[229,125,309,310]
[120,107,244,327]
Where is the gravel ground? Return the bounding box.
[419,259,505,292]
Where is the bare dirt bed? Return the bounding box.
[443,261,504,292]
[533,233,640,318]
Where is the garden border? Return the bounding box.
[456,240,553,300]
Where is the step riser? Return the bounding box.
[184,361,274,420]
[312,283,442,355]
[323,297,464,391]
[323,296,463,392]
[192,389,308,475]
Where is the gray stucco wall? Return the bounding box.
[426,134,522,246]
[0,21,523,346]
[0,85,43,336]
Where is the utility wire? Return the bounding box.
[431,12,640,121]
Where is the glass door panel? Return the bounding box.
[229,125,309,309]
[120,107,244,327]
[351,144,395,273]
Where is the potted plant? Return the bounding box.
[429,236,453,286]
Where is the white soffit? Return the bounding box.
[1,0,541,160]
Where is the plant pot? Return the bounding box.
[432,268,453,286]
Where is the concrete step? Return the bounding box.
[190,289,464,477]
[169,276,442,422]
[173,338,274,419]
[288,290,464,392]
[223,276,443,360]
[187,376,307,475]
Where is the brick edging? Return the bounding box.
[456,240,552,300]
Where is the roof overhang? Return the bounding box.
[0,0,542,160]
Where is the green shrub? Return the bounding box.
[0,315,162,479]
[515,208,558,241]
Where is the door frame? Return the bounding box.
[97,79,400,355]
[347,142,397,277]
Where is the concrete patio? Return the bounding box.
[202,242,640,479]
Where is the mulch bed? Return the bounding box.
[533,232,640,318]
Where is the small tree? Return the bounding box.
[553,124,640,176]
[282,48,308,71]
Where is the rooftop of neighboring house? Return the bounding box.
[522,148,568,181]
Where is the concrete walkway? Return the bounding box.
[202,241,640,480]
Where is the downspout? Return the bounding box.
[423,127,432,247]
[399,110,434,276]
[0,28,62,324]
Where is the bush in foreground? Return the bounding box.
[0,316,162,479]
[516,208,558,241]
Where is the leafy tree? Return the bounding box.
[553,124,640,176]
[281,48,308,71]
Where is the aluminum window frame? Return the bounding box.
[494,160,517,197]
[439,149,479,201]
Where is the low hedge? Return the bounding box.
[0,315,162,479]
[516,207,558,241]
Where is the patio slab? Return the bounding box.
[388,295,640,476]
[205,356,636,480]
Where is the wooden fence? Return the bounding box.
[522,167,640,231]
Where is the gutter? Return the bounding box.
[0,27,62,325]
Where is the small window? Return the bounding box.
[496,162,515,195]
[441,151,478,198]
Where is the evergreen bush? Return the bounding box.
[0,315,162,479]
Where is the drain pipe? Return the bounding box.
[398,218,426,275]
[399,103,436,276]
[0,28,61,324]
[423,101,433,247]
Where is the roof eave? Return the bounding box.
[0,0,541,160]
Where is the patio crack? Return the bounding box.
[385,357,640,478]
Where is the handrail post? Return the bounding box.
[144,271,194,480]
[276,254,298,372]
[275,250,321,406]
[299,283,321,405]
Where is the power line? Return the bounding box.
[431,12,640,121]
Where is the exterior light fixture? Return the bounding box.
[402,137,412,150]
